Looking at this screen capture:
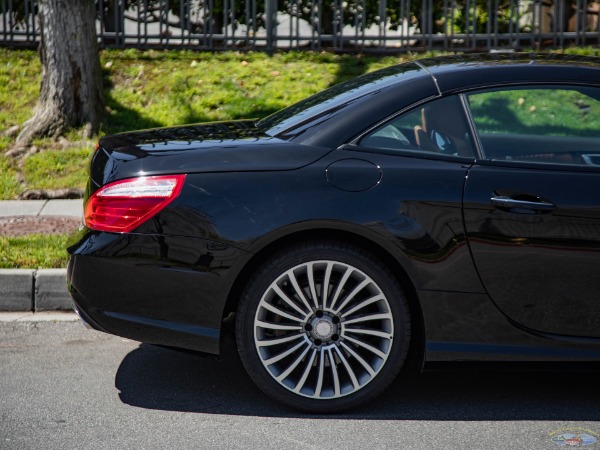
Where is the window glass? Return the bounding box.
[257,63,423,137]
[359,96,475,158]
[467,87,600,166]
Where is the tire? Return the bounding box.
[236,241,411,412]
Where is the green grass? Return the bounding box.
[2,47,600,269]
[0,48,422,197]
[469,88,600,137]
[0,155,22,199]
[22,146,93,191]
[0,234,69,269]
[99,49,412,133]
[0,48,41,141]
[2,47,600,201]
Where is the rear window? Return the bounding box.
[257,63,423,137]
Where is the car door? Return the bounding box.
[351,95,482,293]
[462,85,600,338]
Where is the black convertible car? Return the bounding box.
[68,53,600,412]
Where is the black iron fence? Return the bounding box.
[2,0,599,52]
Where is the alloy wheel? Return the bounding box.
[253,260,395,400]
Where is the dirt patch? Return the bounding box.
[0,216,81,236]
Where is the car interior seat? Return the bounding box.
[414,97,474,157]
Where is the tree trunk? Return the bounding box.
[16,0,104,145]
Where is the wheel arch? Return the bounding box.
[222,226,426,372]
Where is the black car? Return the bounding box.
[68,53,600,412]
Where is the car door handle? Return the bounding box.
[490,196,556,212]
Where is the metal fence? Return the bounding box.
[2,0,600,52]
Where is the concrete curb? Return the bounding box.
[0,199,82,312]
[0,268,72,311]
[0,311,78,322]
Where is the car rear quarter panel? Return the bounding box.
[136,148,483,295]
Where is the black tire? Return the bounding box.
[236,241,411,412]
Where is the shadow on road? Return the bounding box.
[115,334,600,420]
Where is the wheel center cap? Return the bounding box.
[313,319,335,339]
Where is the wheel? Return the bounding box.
[236,241,411,412]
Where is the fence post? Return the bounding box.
[265,0,276,53]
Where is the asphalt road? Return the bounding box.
[1,320,599,450]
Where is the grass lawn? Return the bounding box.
[2,47,600,269]
[469,88,600,136]
[0,234,69,269]
[3,47,600,199]
[0,48,425,268]
[0,48,430,199]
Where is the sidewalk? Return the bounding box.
[0,199,83,312]
[0,199,83,218]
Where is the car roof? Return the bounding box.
[260,53,600,148]
[417,53,600,94]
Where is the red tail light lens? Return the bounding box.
[85,174,186,233]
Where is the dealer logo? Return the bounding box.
[549,428,599,447]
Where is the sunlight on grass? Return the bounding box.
[1,47,600,269]
[0,234,69,269]
[469,88,600,136]
[0,155,22,199]
[0,48,41,132]
[100,50,394,132]
[23,147,93,190]
[2,47,600,200]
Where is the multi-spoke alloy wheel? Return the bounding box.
[236,243,411,412]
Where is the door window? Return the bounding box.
[359,96,476,158]
[467,87,600,166]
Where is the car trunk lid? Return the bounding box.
[90,120,332,189]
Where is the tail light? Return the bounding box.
[84,174,186,233]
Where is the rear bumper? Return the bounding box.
[67,230,251,355]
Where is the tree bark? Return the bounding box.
[16,0,104,145]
